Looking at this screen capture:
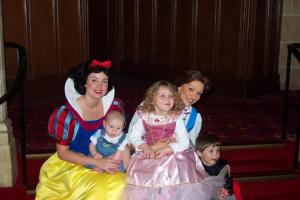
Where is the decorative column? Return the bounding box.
[0,3,18,187]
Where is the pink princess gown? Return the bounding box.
[124,114,224,200]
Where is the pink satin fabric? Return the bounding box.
[124,148,224,200]
[126,148,205,187]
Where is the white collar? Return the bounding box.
[64,78,115,118]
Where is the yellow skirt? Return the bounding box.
[35,153,125,200]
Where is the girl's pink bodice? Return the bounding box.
[142,121,176,145]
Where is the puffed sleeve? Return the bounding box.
[128,117,146,150]
[48,105,79,146]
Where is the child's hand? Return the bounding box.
[151,138,172,152]
[155,146,173,159]
[218,187,230,200]
[142,145,155,159]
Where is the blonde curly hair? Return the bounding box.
[139,81,185,114]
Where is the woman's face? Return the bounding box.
[178,80,204,107]
[85,72,108,99]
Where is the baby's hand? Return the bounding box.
[93,153,103,159]
[111,151,122,161]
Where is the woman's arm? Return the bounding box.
[89,143,103,159]
[188,113,202,145]
[168,117,190,153]
[56,144,119,174]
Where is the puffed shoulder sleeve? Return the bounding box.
[48,105,79,146]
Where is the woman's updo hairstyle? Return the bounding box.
[67,59,113,95]
[173,70,211,95]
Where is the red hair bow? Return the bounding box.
[89,60,111,68]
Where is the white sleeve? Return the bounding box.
[128,110,139,134]
[118,133,129,151]
[169,117,190,153]
[128,117,146,150]
[188,113,202,145]
[90,130,101,145]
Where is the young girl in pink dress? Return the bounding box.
[125,81,223,200]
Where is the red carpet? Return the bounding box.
[222,140,296,175]
[239,164,300,200]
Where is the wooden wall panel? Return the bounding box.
[108,0,121,66]
[123,0,136,62]
[173,0,194,68]
[89,0,109,59]
[89,0,283,97]
[57,0,86,73]
[194,0,215,72]
[156,0,172,65]
[216,0,241,75]
[27,0,57,77]
[2,0,88,79]
[139,0,153,63]
[3,0,28,79]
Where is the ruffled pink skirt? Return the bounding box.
[123,148,224,200]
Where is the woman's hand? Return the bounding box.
[94,157,120,174]
[121,146,131,169]
[155,146,173,159]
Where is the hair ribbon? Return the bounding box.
[89,60,111,68]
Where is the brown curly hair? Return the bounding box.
[139,81,185,114]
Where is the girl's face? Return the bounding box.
[103,117,124,138]
[153,86,175,115]
[178,80,204,107]
[197,145,220,166]
[85,72,108,99]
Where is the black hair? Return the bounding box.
[67,59,113,95]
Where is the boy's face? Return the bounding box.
[197,145,220,166]
[103,117,124,138]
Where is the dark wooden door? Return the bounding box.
[2,0,89,79]
[89,0,282,97]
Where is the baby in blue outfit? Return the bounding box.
[88,110,128,172]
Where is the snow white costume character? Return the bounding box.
[35,60,126,200]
